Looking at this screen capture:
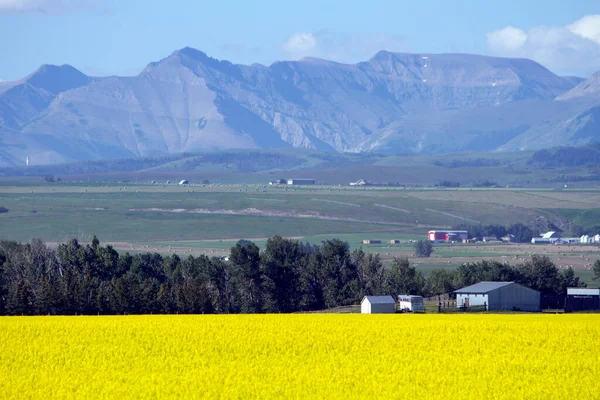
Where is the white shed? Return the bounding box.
[361,295,395,314]
[179,180,189,185]
[455,281,540,312]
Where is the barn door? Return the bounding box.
[464,297,469,308]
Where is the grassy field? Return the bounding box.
[2,184,599,242]
[2,183,600,282]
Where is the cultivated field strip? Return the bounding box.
[1,315,598,399]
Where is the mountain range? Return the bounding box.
[1,47,599,166]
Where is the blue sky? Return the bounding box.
[1,0,600,80]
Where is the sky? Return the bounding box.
[1,0,600,81]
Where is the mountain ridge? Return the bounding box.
[0,48,599,166]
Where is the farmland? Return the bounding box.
[1,315,599,399]
[2,183,600,282]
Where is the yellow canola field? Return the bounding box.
[1,314,599,399]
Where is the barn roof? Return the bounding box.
[361,295,395,304]
[455,281,514,294]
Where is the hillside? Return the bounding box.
[0,48,599,166]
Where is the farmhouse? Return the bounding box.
[287,178,316,185]
[362,239,382,244]
[428,230,468,242]
[455,281,540,312]
[566,288,600,312]
[390,239,401,244]
[361,296,395,314]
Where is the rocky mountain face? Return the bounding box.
[0,48,598,166]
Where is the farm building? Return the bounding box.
[287,179,315,185]
[532,231,561,244]
[455,282,540,312]
[362,239,381,244]
[542,231,560,239]
[178,180,189,185]
[390,239,401,244]
[397,295,425,312]
[501,234,516,243]
[268,179,287,185]
[361,296,396,314]
[350,178,369,186]
[579,234,600,244]
[482,236,500,242]
[531,237,552,244]
[428,230,468,242]
[566,288,600,311]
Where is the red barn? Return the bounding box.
[428,230,468,242]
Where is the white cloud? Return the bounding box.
[486,15,600,76]
[486,26,527,52]
[282,33,318,56]
[0,0,108,14]
[281,31,407,63]
[567,15,600,44]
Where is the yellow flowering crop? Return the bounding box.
[1,315,599,399]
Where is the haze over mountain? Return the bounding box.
[1,47,599,166]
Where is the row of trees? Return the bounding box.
[452,223,537,243]
[0,236,592,316]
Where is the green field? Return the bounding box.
[3,183,599,243]
[2,183,600,283]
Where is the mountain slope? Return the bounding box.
[0,48,597,166]
[558,72,600,100]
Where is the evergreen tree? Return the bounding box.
[261,236,302,313]
[414,240,433,257]
[321,239,360,307]
[230,240,264,313]
[593,260,600,282]
[353,250,386,295]
[385,258,426,298]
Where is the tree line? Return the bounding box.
[528,143,600,168]
[452,223,537,243]
[0,236,590,316]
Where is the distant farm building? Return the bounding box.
[482,236,499,242]
[532,231,564,244]
[531,237,552,244]
[390,239,401,244]
[542,231,560,239]
[269,179,287,185]
[428,230,468,242]
[554,238,580,244]
[501,234,516,243]
[287,179,315,185]
[350,178,369,186]
[397,295,425,312]
[578,234,600,244]
[178,180,189,185]
[361,296,395,314]
[455,281,540,312]
[362,239,382,244]
[566,288,600,312]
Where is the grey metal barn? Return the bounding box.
[361,296,396,314]
[566,288,600,312]
[455,282,541,312]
